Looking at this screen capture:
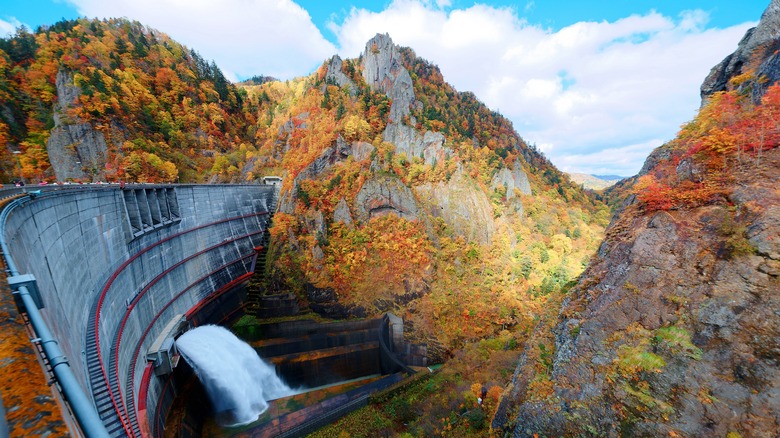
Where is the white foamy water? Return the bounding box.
[176,325,297,426]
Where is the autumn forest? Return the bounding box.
[1,12,778,437]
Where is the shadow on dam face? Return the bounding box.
[159,314,420,437]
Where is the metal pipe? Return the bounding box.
[1,196,109,438]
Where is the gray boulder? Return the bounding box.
[333,198,353,225]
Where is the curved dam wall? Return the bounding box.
[2,184,275,436]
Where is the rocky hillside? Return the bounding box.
[0,15,608,347]
[245,33,609,358]
[0,18,250,183]
[495,2,780,436]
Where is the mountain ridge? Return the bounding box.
[567,172,622,190]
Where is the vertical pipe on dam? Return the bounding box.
[1,196,110,438]
[15,285,110,438]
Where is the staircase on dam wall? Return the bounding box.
[245,190,281,317]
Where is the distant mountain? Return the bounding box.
[239,75,278,86]
[567,172,622,190]
[593,174,625,180]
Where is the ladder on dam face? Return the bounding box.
[85,298,140,437]
[246,192,277,316]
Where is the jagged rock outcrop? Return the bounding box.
[383,124,454,164]
[490,161,532,199]
[362,33,414,122]
[354,175,419,222]
[324,55,356,95]
[296,135,352,182]
[351,141,375,162]
[701,0,780,104]
[304,209,326,239]
[417,170,495,244]
[361,33,454,163]
[46,70,110,181]
[333,198,353,225]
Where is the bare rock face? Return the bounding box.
[490,161,532,199]
[46,70,109,181]
[361,33,454,163]
[420,131,453,165]
[333,198,353,225]
[417,170,495,244]
[499,148,780,437]
[701,0,780,104]
[351,141,375,162]
[383,123,453,164]
[324,55,356,95]
[354,175,419,222]
[362,33,414,122]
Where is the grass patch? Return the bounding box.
[654,326,702,360]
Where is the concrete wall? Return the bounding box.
[2,184,275,435]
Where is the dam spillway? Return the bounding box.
[0,184,276,437]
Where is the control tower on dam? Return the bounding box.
[0,184,277,437]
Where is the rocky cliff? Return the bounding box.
[701,0,780,104]
[46,70,110,182]
[499,151,779,436]
[363,34,454,164]
[499,3,780,435]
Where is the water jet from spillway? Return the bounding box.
[175,325,297,426]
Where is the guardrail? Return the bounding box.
[0,193,110,438]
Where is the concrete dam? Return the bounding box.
[0,184,419,437]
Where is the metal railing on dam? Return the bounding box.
[0,184,277,437]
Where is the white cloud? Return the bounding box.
[555,140,664,176]
[0,17,25,37]
[330,0,754,176]
[65,0,336,81]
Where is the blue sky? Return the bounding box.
[2,1,765,44]
[0,0,771,176]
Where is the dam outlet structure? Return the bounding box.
[175,325,297,427]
